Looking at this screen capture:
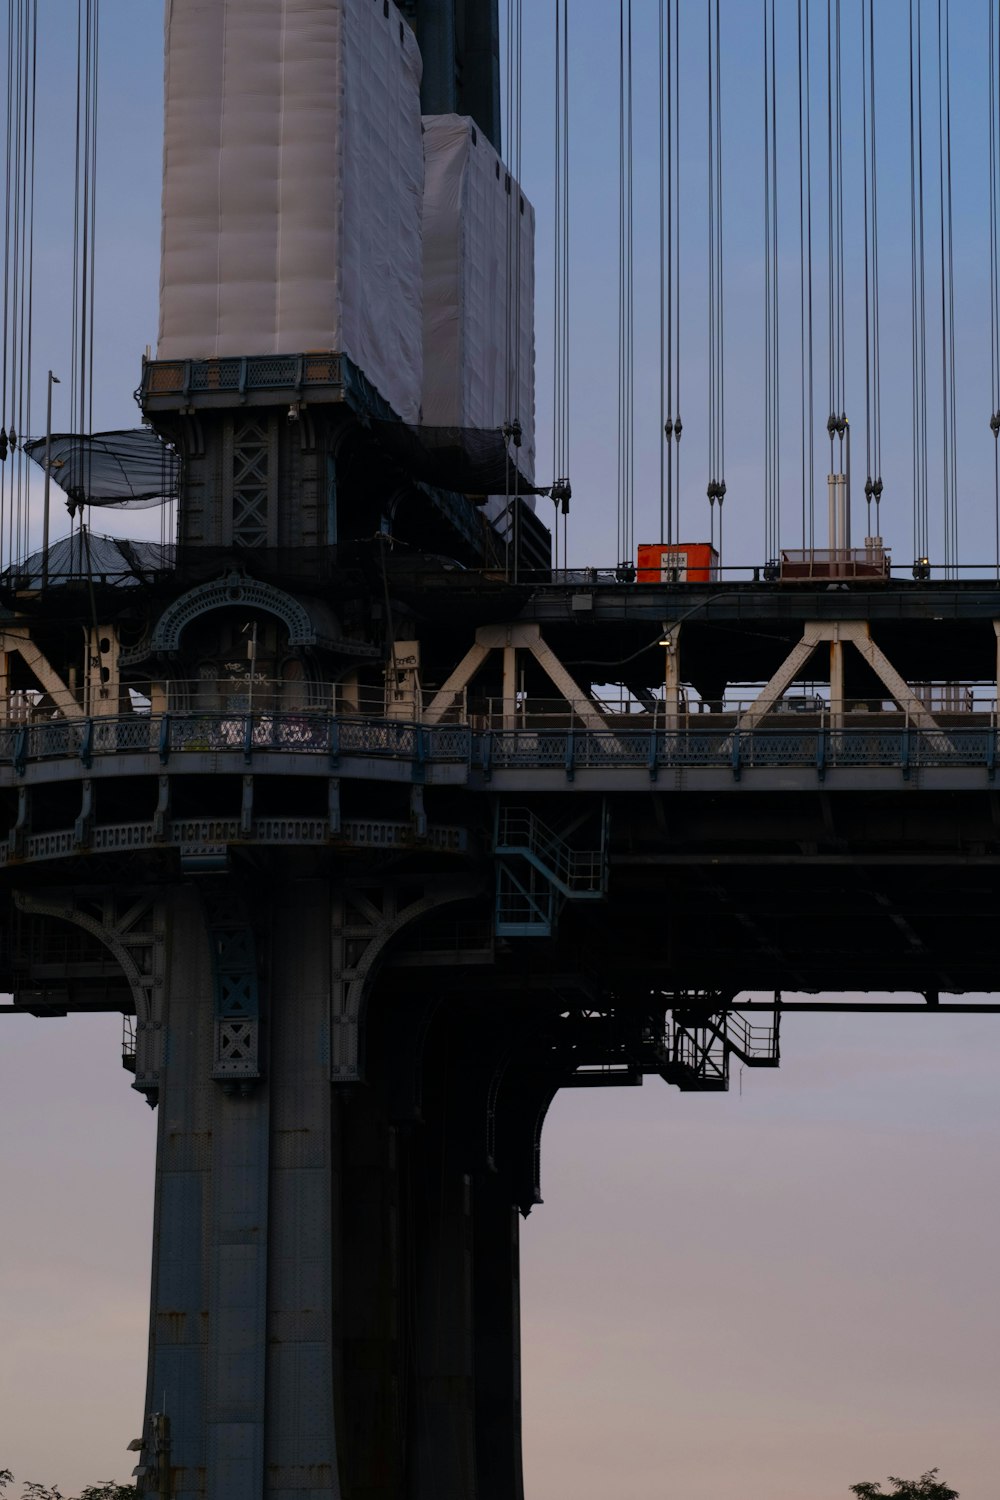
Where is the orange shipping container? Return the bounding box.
[636,543,719,583]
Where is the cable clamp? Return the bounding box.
[550,478,572,514]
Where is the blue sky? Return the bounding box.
[1,2,999,1494]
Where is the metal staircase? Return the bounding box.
[656,998,782,1091]
[493,804,607,937]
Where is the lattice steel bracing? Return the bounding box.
[229,418,274,548]
[197,883,262,1087]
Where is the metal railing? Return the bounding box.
[141,353,343,400]
[1,712,1000,779]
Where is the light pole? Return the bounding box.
[42,370,60,589]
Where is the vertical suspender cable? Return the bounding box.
[553,0,561,568]
[798,0,816,554]
[562,0,570,567]
[990,0,1000,578]
[617,0,635,571]
[936,0,957,575]
[862,0,883,541]
[1,0,13,570]
[764,0,771,562]
[618,0,625,566]
[69,0,101,564]
[826,0,848,499]
[910,0,930,568]
[659,0,682,551]
[0,0,38,573]
[763,0,780,564]
[514,0,523,577]
[659,0,666,546]
[870,0,883,538]
[706,0,725,559]
[23,0,37,567]
[798,0,806,552]
[13,0,27,562]
[716,0,725,562]
[707,0,714,550]
[943,0,958,574]
[672,0,681,546]
[836,0,845,447]
[551,0,571,571]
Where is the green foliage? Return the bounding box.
[0,1480,132,1500]
[850,1471,959,1500]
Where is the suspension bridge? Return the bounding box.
[1,1,1000,1496]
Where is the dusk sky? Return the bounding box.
[2,1,1000,1494]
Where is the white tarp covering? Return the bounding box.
[159,0,424,423]
[421,114,536,512]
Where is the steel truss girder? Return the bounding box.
[331,878,480,1082]
[13,887,167,1100]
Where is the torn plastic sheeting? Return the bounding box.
[4,533,174,589]
[23,430,180,508]
[159,0,424,423]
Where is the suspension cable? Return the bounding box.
[672,0,681,545]
[763,0,780,563]
[935,0,957,576]
[659,0,666,545]
[617,0,635,571]
[659,0,681,550]
[990,0,1000,577]
[826,0,848,503]
[707,0,726,559]
[861,0,883,543]
[798,0,816,554]
[551,0,571,570]
[0,0,39,574]
[910,0,930,567]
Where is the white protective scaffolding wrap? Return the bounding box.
[159,0,425,423]
[421,114,536,513]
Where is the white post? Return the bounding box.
[502,640,517,730]
[248,620,258,718]
[830,632,845,729]
[663,623,682,730]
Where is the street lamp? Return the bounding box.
[42,370,60,589]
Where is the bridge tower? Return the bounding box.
[403,0,502,148]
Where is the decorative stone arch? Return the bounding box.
[13,889,166,1101]
[137,572,317,661]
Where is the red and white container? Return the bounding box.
[636,543,719,583]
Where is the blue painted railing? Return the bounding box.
[0,713,996,780]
